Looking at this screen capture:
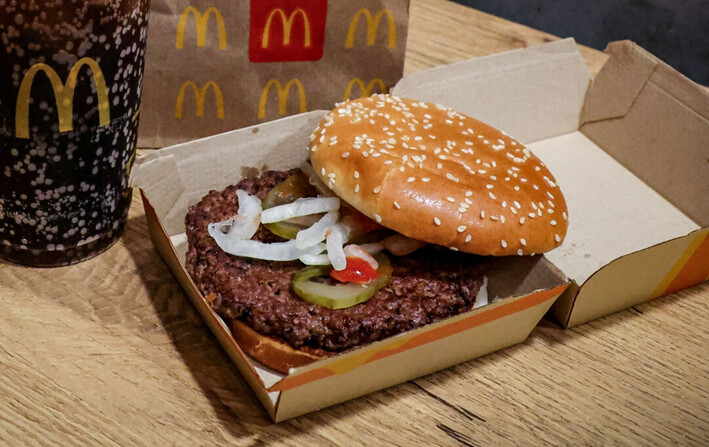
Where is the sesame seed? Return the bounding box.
[447,197,455,202]
[555,234,561,242]
[407,177,416,182]
[394,201,401,209]
[450,247,459,251]
[550,220,557,226]
[528,213,536,218]
[489,192,496,200]
[458,207,467,213]
[354,170,360,178]
[500,215,506,223]
[517,249,524,256]
[355,184,360,192]
[480,210,486,219]
[519,217,525,224]
[375,214,382,223]
[510,207,518,215]
[373,186,381,194]
[341,152,350,158]
[486,184,493,189]
[514,201,521,209]
[466,191,473,197]
[520,238,527,246]
[321,168,326,175]
[422,178,431,182]
[465,234,472,243]
[434,217,441,226]
[501,240,507,248]
[362,151,369,157]
[457,225,467,232]
[490,216,499,221]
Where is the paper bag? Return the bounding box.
[138,0,410,148]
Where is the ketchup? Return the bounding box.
[330,257,379,284]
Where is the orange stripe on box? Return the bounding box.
[664,233,709,295]
[269,284,567,392]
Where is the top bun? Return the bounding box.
[308,95,568,256]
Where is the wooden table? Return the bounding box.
[1,0,707,445]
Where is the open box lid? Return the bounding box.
[131,38,707,420]
[392,38,708,327]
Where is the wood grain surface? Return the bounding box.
[0,0,707,445]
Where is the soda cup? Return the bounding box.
[0,0,150,266]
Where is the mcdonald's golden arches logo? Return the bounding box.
[262,8,311,48]
[343,78,388,101]
[174,81,225,120]
[249,0,327,63]
[15,57,111,139]
[176,6,227,50]
[258,79,307,119]
[345,9,396,49]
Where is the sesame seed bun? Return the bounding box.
[308,95,568,256]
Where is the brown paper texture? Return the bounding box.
[138,0,409,148]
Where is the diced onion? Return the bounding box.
[261,197,340,224]
[296,210,339,249]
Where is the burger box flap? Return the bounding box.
[131,113,569,421]
[392,38,708,328]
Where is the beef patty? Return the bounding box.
[185,169,485,353]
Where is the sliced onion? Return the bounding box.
[299,242,330,265]
[473,276,489,309]
[208,190,261,240]
[296,210,339,249]
[326,224,348,270]
[382,234,427,256]
[208,226,322,261]
[344,244,379,270]
[261,196,340,224]
[359,242,384,256]
[300,161,335,197]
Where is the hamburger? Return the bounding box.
[185,95,568,373]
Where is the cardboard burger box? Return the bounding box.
[130,38,709,420]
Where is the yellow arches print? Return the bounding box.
[262,8,311,48]
[343,78,388,101]
[258,79,307,119]
[174,81,225,119]
[257,78,388,119]
[15,57,111,139]
[345,9,396,48]
[176,6,227,50]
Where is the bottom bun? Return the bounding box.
[229,319,333,374]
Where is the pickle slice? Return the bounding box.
[262,172,318,239]
[292,254,392,309]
